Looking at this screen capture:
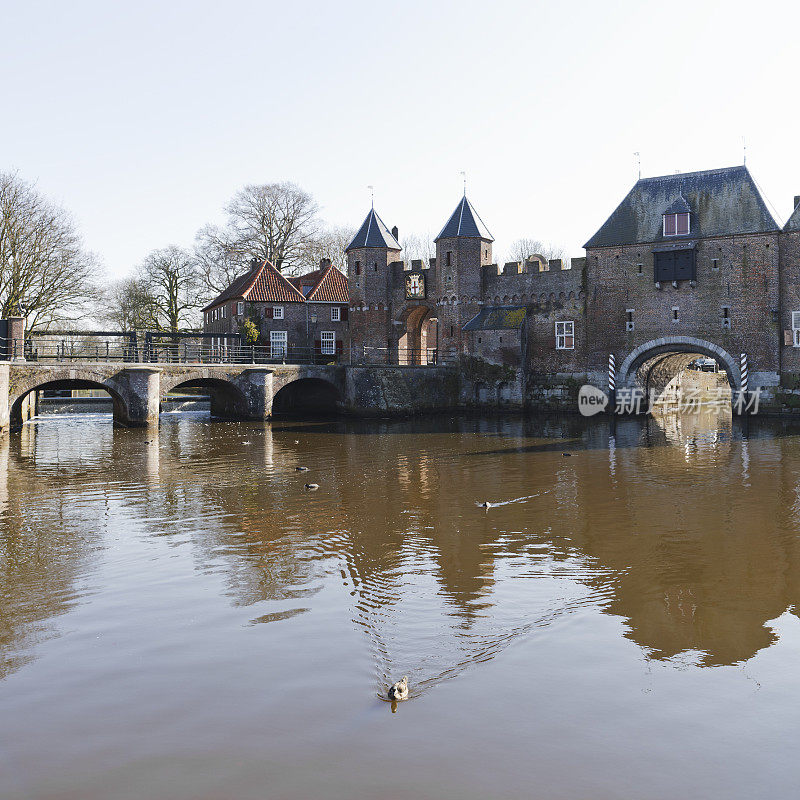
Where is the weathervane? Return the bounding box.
[634,152,641,179]
[743,136,747,166]
[460,171,466,196]
[367,185,374,208]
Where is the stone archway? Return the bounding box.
[618,336,741,393]
[9,375,131,428]
[160,375,250,419]
[271,377,343,416]
[397,304,438,365]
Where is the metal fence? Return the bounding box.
[357,346,456,366]
[4,335,341,365]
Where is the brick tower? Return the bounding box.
[346,207,402,363]
[434,196,494,356]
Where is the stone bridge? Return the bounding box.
[0,361,475,429]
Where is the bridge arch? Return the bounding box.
[159,371,249,419]
[271,377,343,416]
[8,369,131,428]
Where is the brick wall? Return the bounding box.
[586,233,781,389]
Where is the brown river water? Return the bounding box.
[1,409,799,799]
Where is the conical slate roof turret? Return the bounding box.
[346,208,401,251]
[435,196,493,242]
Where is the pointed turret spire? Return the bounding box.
[435,196,493,242]
[346,208,401,251]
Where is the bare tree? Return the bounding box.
[224,182,319,274]
[401,232,435,263]
[193,223,245,298]
[505,237,569,267]
[137,245,203,332]
[0,171,100,331]
[103,276,159,331]
[299,224,356,273]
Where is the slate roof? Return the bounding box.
[584,166,779,248]
[664,195,691,214]
[306,265,349,302]
[463,306,526,331]
[436,196,494,242]
[784,199,800,232]
[346,208,401,251]
[202,259,305,311]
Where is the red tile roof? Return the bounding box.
[203,259,305,310]
[306,265,349,302]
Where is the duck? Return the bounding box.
[476,501,493,509]
[387,676,409,701]
[304,483,319,491]
[293,440,300,445]
[296,466,309,472]
[561,452,572,457]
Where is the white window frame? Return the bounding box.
[273,306,284,320]
[320,330,335,355]
[270,330,287,358]
[626,309,635,332]
[792,312,800,347]
[237,301,244,316]
[331,307,341,322]
[555,321,574,350]
[663,212,690,237]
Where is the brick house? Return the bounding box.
[203,258,349,360]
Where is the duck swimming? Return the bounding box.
[296,466,309,472]
[476,501,493,509]
[387,676,409,701]
[304,483,319,491]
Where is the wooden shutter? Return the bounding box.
[654,252,674,282]
[674,249,695,280]
[265,306,273,319]
[341,306,348,321]
[314,339,322,355]
[336,341,343,355]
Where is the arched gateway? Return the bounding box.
[617,336,742,395]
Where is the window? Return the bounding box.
[663,213,690,236]
[672,307,680,322]
[273,306,284,320]
[712,258,720,270]
[446,251,452,266]
[626,309,634,331]
[331,307,340,322]
[654,249,696,282]
[270,330,287,357]
[792,312,800,347]
[637,263,643,275]
[237,301,244,316]
[355,261,361,275]
[321,331,335,355]
[556,321,574,349]
[722,307,730,329]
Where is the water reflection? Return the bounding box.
[2,409,800,692]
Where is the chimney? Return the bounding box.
[794,196,800,210]
[391,225,399,242]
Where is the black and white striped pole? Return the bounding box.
[740,352,748,414]
[608,353,616,413]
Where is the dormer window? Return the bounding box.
[663,212,690,236]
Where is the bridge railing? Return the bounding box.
[4,336,341,365]
[356,346,458,366]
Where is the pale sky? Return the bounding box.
[3,0,800,278]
